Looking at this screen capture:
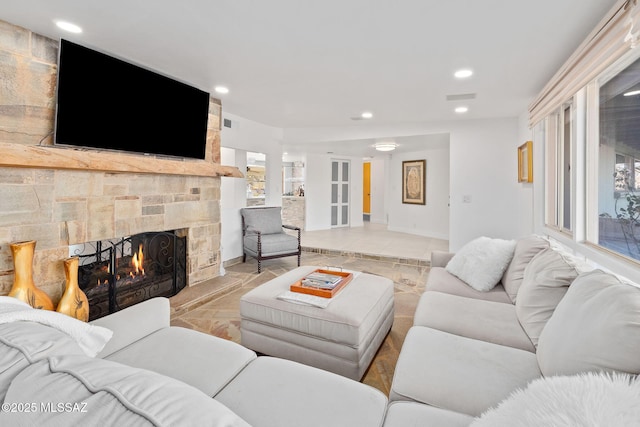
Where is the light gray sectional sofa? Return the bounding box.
[0,297,388,426]
[385,235,640,425]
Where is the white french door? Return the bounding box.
[331,159,350,227]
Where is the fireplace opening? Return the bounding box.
[70,231,187,321]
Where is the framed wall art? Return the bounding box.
[518,141,533,183]
[402,159,426,205]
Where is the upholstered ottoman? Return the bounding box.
[239,266,394,380]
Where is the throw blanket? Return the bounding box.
[0,297,112,357]
[472,372,640,426]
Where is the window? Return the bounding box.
[544,102,574,234]
[533,1,640,272]
[246,151,266,206]
[596,53,640,261]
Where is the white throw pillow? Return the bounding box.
[471,373,640,427]
[446,237,516,292]
[515,248,582,348]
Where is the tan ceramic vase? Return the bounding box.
[56,257,89,322]
[8,240,54,310]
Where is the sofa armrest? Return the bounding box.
[282,224,300,231]
[431,251,455,268]
[90,297,170,358]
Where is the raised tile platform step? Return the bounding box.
[301,246,429,267]
[169,275,243,317]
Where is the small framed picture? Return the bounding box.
[402,160,426,205]
[518,141,533,183]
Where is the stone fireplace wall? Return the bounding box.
[0,20,227,305]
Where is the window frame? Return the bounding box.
[585,46,640,262]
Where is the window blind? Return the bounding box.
[529,0,639,126]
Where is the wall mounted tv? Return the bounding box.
[54,39,210,160]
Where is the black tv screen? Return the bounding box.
[54,39,209,160]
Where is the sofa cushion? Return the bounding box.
[471,373,640,427]
[446,237,516,292]
[427,267,512,303]
[413,291,535,352]
[241,207,283,235]
[215,356,388,427]
[105,326,257,397]
[243,232,299,256]
[537,270,640,377]
[384,401,473,427]
[0,321,86,402]
[0,355,249,426]
[501,235,549,303]
[389,326,541,417]
[515,248,582,348]
[90,297,169,358]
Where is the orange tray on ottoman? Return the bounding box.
[290,269,353,298]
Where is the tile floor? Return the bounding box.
[171,224,448,395]
[301,221,449,262]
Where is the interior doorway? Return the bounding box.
[331,159,350,227]
[363,162,371,221]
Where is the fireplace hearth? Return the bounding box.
[71,231,187,321]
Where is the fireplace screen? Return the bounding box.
[71,231,187,321]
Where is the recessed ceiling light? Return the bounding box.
[455,106,469,113]
[361,111,373,119]
[454,69,473,79]
[55,20,82,34]
[214,86,229,94]
[623,90,640,96]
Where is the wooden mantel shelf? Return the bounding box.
[0,142,243,178]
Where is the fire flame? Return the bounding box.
[131,244,145,276]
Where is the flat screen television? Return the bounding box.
[54,39,210,160]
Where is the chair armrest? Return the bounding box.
[90,297,170,358]
[283,224,301,242]
[244,226,262,236]
[431,251,455,268]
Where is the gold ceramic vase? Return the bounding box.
[8,240,54,310]
[56,257,89,322]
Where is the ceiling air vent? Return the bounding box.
[446,93,476,101]
[223,118,232,128]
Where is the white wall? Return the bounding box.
[304,154,332,230]
[220,147,246,267]
[387,141,450,239]
[448,119,523,250]
[369,156,387,224]
[219,112,284,263]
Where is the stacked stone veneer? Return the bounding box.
[0,20,224,305]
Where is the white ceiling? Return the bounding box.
[2,0,618,153]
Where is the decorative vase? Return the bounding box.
[56,257,89,322]
[8,240,54,310]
